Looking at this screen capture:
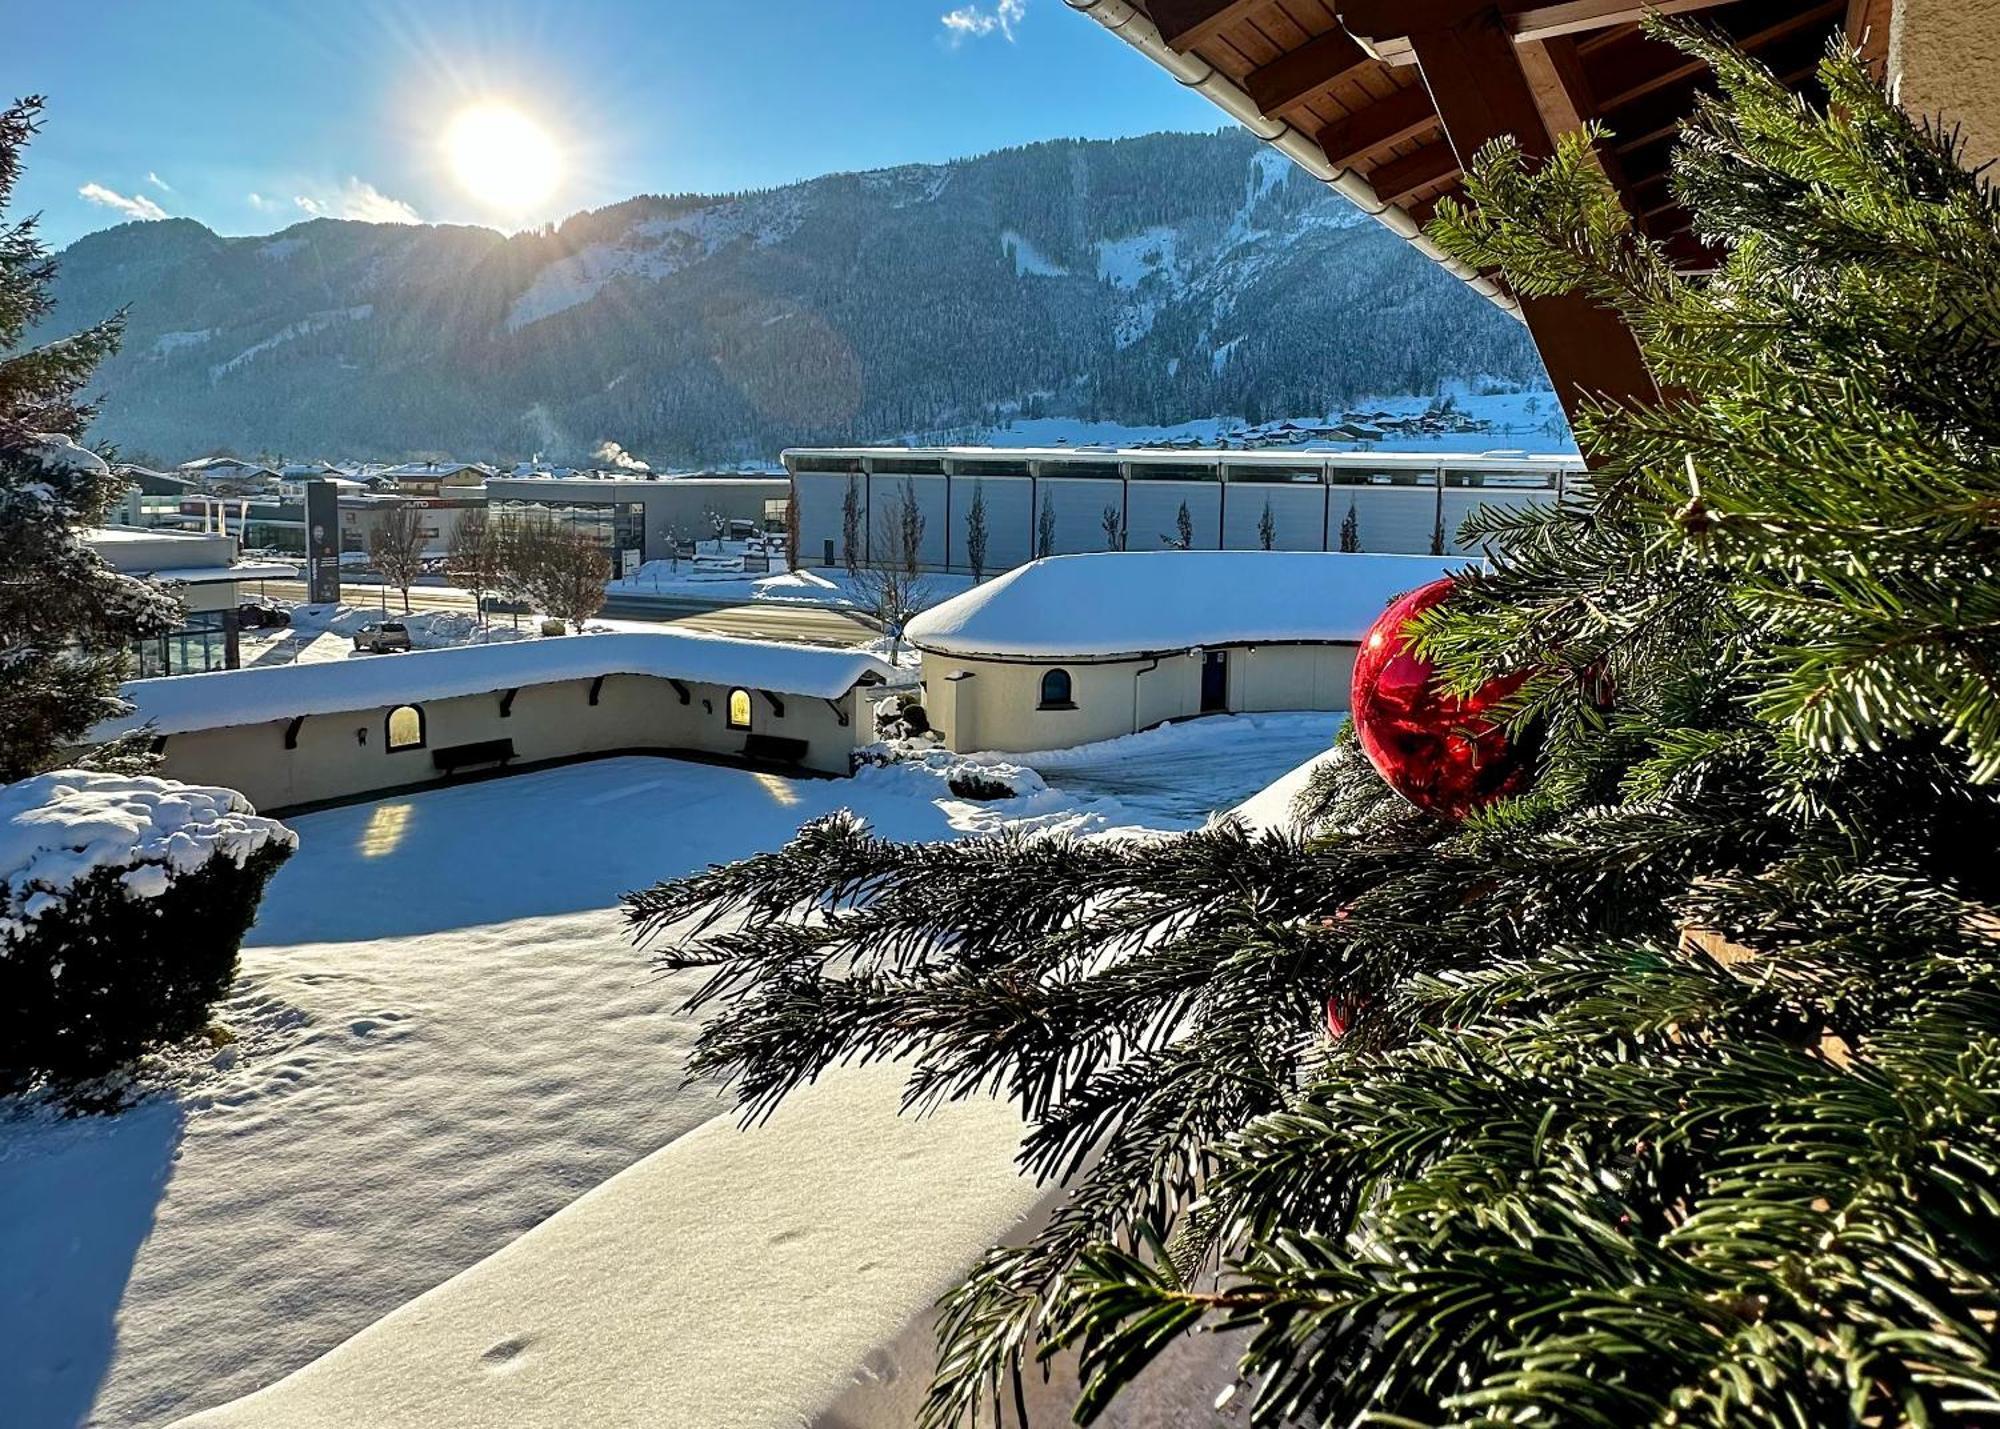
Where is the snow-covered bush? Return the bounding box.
[0,771,296,1090]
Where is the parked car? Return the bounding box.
[353,621,411,653]
[237,601,292,630]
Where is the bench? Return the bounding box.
[742,733,809,765]
[432,738,516,777]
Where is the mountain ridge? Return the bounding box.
[38,130,1546,465]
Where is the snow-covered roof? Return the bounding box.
[148,560,298,586]
[96,631,894,738]
[904,551,1473,661]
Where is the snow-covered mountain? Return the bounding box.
[39,131,1545,465]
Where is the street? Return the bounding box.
[249,579,881,648]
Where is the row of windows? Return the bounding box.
[795,460,1570,490]
[377,686,762,753]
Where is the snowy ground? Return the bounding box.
[936,387,1578,456]
[3,714,1331,1429]
[236,605,699,668]
[608,556,975,612]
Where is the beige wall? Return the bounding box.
[154,673,872,812]
[919,642,1358,754]
[1892,0,2000,170]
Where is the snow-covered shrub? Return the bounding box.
[0,771,296,1089]
[946,769,1016,801]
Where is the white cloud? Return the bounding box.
[294,178,422,224]
[78,182,168,222]
[146,171,172,191]
[247,191,280,212]
[942,0,1026,42]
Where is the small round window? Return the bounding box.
[1039,669,1073,709]
[727,688,754,730]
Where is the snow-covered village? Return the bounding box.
[7,3,2000,1428]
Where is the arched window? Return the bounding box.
[1039,669,1074,710]
[385,704,426,751]
[727,688,754,730]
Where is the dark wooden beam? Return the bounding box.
[1586,0,1843,111]
[1152,0,1266,53]
[1243,28,1372,117]
[1316,83,1440,167]
[1376,1,1660,429]
[1364,139,1461,203]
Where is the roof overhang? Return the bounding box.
[1063,0,1866,426]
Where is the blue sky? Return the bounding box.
[0,0,1223,249]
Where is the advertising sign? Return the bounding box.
[305,479,341,604]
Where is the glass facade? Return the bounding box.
[491,499,646,569]
[131,610,230,678]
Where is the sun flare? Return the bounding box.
[444,103,561,213]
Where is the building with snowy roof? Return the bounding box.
[904,550,1464,753]
[98,630,893,812]
[87,527,295,677]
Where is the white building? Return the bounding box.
[87,527,295,676]
[905,550,1463,753]
[97,631,892,811]
[784,447,1581,576]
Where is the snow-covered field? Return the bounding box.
[928,387,1578,456]
[3,714,1331,1429]
[608,555,975,612]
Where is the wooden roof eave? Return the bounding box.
[1064,0,1526,322]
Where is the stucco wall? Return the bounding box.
[920,642,1358,753]
[1892,0,2000,170]
[153,674,870,811]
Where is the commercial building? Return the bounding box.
[783,447,1579,574]
[98,631,892,811]
[905,550,1461,752]
[87,527,295,677]
[483,475,789,578]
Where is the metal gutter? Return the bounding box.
[1062,0,1523,320]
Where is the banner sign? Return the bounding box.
[306,479,342,604]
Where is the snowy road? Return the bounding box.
[2,720,1333,1429]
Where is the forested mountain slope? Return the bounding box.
[40,130,1545,464]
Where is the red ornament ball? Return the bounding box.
[1349,577,1539,820]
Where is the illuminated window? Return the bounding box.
[385,704,426,751]
[727,688,754,730]
[1039,669,1074,710]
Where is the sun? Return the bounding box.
[444,103,561,214]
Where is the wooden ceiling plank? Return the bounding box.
[1587,0,1843,111]
[1501,0,1741,44]
[1153,0,1271,53]
[1241,28,1373,116]
[1316,84,1442,166]
[1364,139,1462,203]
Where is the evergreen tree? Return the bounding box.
[1338,494,1360,552]
[1256,496,1275,550]
[965,481,988,581]
[1037,490,1056,559]
[627,29,2000,1427]
[0,97,180,782]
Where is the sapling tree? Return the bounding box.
[1100,503,1122,551]
[1256,496,1275,550]
[859,480,929,665]
[965,481,989,581]
[367,501,427,614]
[1337,495,1360,552]
[1163,499,1194,549]
[1036,490,1056,558]
[841,474,862,577]
[444,507,499,629]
